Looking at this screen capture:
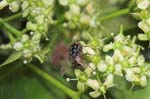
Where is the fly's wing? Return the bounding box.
[75,55,86,68]
[60,55,70,76]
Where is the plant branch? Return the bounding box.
[28,64,80,99]
[98,8,130,22]
[0,17,22,37]
[4,12,22,22]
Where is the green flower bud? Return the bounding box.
[77,0,89,6]
[77,81,85,92]
[26,21,37,31]
[138,21,150,33]
[138,34,149,41]
[13,42,23,51]
[59,0,69,6]
[22,1,29,10]
[140,75,147,87]
[137,55,145,66]
[21,34,29,42]
[137,0,150,9]
[69,4,80,15]
[43,0,54,7]
[114,64,123,76]
[104,73,114,88]
[103,43,113,52]
[97,61,107,72]
[23,49,32,58]
[87,79,99,90]
[9,1,20,12]
[89,90,101,98]
[125,69,136,82]
[0,0,8,10]
[83,46,96,55]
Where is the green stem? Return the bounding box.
[28,64,80,99]
[4,12,22,22]
[98,8,130,22]
[0,17,22,37]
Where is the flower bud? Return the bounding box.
[9,1,20,12]
[114,64,123,76]
[77,0,89,6]
[59,0,69,6]
[69,4,80,15]
[87,79,99,90]
[22,1,29,10]
[97,61,107,72]
[103,43,113,52]
[137,55,145,66]
[83,47,96,55]
[21,34,29,42]
[89,90,101,98]
[138,21,150,33]
[13,42,23,51]
[26,21,37,31]
[105,55,114,65]
[140,75,147,87]
[104,73,114,88]
[0,0,8,10]
[113,49,124,62]
[23,49,32,58]
[137,0,150,9]
[125,69,136,82]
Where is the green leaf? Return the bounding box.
[0,52,22,67]
[109,75,150,99]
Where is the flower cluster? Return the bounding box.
[59,0,97,29]
[136,0,150,41]
[71,29,150,98]
[0,0,54,63]
[0,0,99,63]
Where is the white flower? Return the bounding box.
[138,21,150,33]
[69,4,81,15]
[59,0,69,6]
[140,75,147,87]
[97,61,107,72]
[132,67,141,74]
[0,0,8,10]
[9,1,20,12]
[43,0,54,7]
[125,69,136,82]
[83,47,96,55]
[114,33,125,42]
[114,64,123,76]
[129,56,137,65]
[13,42,23,51]
[105,55,114,65]
[87,79,99,90]
[113,49,124,62]
[103,43,113,52]
[77,0,89,6]
[89,90,101,98]
[104,73,114,88]
[137,0,150,9]
[21,34,29,42]
[137,55,145,66]
[23,49,32,58]
[89,63,96,70]
[22,1,29,10]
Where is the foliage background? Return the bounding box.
[0,0,150,99]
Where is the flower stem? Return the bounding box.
[98,8,130,22]
[0,17,21,37]
[4,12,22,22]
[28,64,80,99]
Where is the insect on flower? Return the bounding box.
[60,41,85,76]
